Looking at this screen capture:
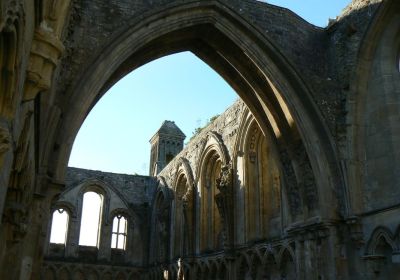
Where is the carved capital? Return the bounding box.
[216,163,233,192]
[215,163,235,249]
[24,25,65,100]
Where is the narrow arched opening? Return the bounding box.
[199,149,223,253]
[79,191,104,247]
[49,208,69,245]
[50,5,340,224]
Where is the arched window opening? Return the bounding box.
[174,174,191,258]
[243,120,281,242]
[154,193,169,263]
[79,191,103,247]
[111,214,128,250]
[49,208,69,244]
[200,150,223,252]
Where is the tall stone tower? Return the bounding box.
[149,121,186,176]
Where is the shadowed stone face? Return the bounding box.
[2,0,400,279]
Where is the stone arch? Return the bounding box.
[237,253,252,280]
[58,267,70,280]
[76,182,108,247]
[366,227,397,255]
[201,261,211,280]
[51,200,76,219]
[48,1,342,225]
[77,179,110,200]
[42,266,56,280]
[108,208,133,224]
[250,252,264,280]
[217,260,228,280]
[149,186,171,264]
[76,179,110,216]
[349,0,400,215]
[364,226,400,279]
[75,178,135,235]
[173,157,195,194]
[235,110,282,243]
[278,247,296,280]
[194,261,203,280]
[47,201,75,247]
[75,177,139,212]
[195,131,230,180]
[197,132,228,252]
[101,272,113,280]
[172,158,195,258]
[264,252,280,280]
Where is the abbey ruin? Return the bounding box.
[0,0,399,279]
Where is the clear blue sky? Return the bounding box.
[68,0,351,175]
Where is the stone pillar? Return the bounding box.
[65,216,80,258]
[98,223,111,261]
[226,256,236,280]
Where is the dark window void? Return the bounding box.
[166,153,174,165]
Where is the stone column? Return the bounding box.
[65,216,80,258]
[98,223,111,261]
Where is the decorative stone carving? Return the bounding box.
[248,126,259,163]
[0,0,23,30]
[0,124,11,158]
[279,149,302,216]
[215,163,234,251]
[293,141,318,211]
[24,26,65,100]
[24,0,71,100]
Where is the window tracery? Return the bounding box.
[111,214,127,250]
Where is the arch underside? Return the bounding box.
[50,2,342,222]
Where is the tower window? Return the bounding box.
[49,208,69,244]
[166,153,174,165]
[79,191,103,247]
[111,214,127,250]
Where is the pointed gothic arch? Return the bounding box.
[46,2,343,226]
[197,132,229,252]
[234,109,282,243]
[172,157,195,258]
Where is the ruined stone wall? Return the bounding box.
[158,99,245,186]
[42,168,158,279]
[2,0,400,279]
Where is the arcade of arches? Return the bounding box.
[0,0,400,279]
